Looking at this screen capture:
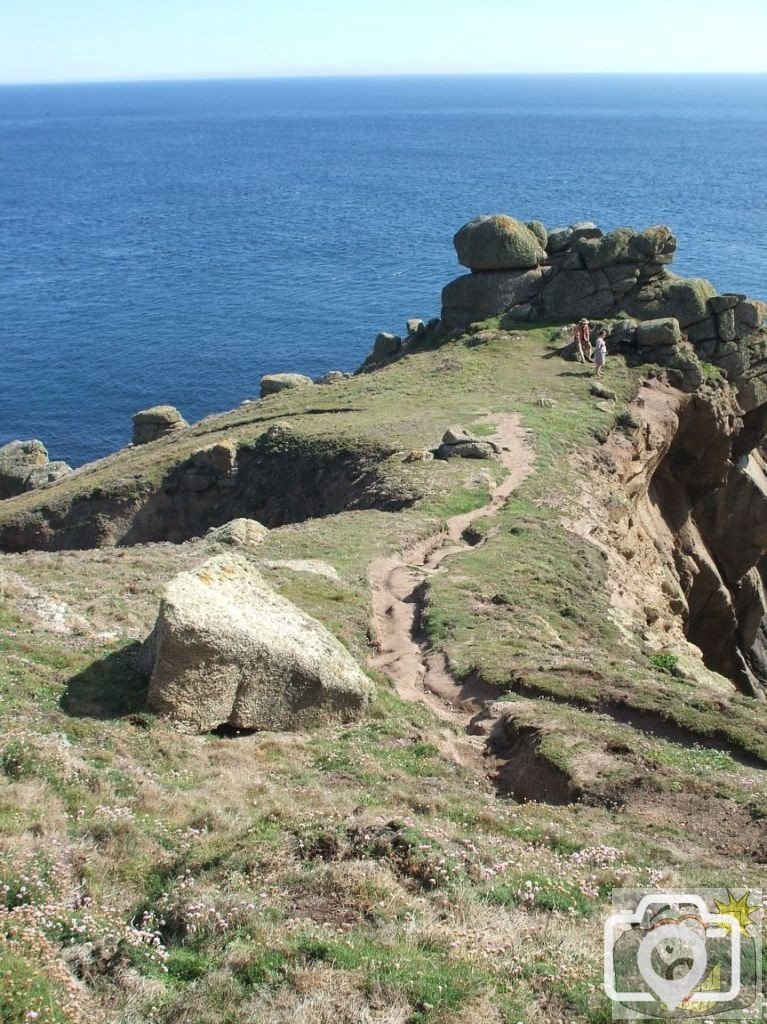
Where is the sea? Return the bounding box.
[1,74,765,466]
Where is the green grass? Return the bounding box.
[1,319,767,1024]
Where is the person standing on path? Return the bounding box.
[573,318,592,362]
[593,328,608,377]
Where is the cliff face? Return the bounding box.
[579,379,767,696]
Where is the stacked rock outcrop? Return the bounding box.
[0,439,72,499]
[441,213,767,409]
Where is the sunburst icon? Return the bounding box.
[713,890,760,936]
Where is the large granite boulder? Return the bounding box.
[132,406,188,446]
[441,268,544,329]
[143,555,373,733]
[0,440,72,499]
[454,215,546,271]
[260,373,313,397]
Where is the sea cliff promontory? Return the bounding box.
[1,215,766,1023]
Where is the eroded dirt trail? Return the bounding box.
[369,414,535,768]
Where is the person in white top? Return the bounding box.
[593,328,608,377]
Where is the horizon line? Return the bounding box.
[2,69,766,88]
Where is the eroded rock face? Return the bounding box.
[590,381,767,696]
[143,555,374,733]
[132,406,188,446]
[0,440,72,499]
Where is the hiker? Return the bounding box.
[593,328,608,377]
[573,318,592,362]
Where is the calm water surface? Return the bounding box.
[1,74,765,464]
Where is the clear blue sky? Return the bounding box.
[2,0,767,84]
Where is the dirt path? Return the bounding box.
[369,414,535,770]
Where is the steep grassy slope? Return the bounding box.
[1,324,765,1024]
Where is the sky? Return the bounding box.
[1,0,767,84]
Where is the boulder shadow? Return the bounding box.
[61,642,149,721]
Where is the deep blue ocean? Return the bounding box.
[1,74,765,465]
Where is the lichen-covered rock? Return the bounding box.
[539,269,613,320]
[525,220,548,247]
[687,317,719,343]
[405,318,426,339]
[25,461,72,490]
[316,370,351,385]
[442,425,477,446]
[132,406,188,446]
[546,222,602,253]
[626,277,717,328]
[0,440,72,499]
[360,332,403,367]
[260,373,313,397]
[206,518,268,548]
[191,440,237,476]
[708,294,744,314]
[437,441,496,460]
[453,215,546,271]
[143,555,373,733]
[441,268,544,329]
[573,225,675,271]
[736,299,767,334]
[636,318,683,348]
[436,426,499,460]
[0,440,49,498]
